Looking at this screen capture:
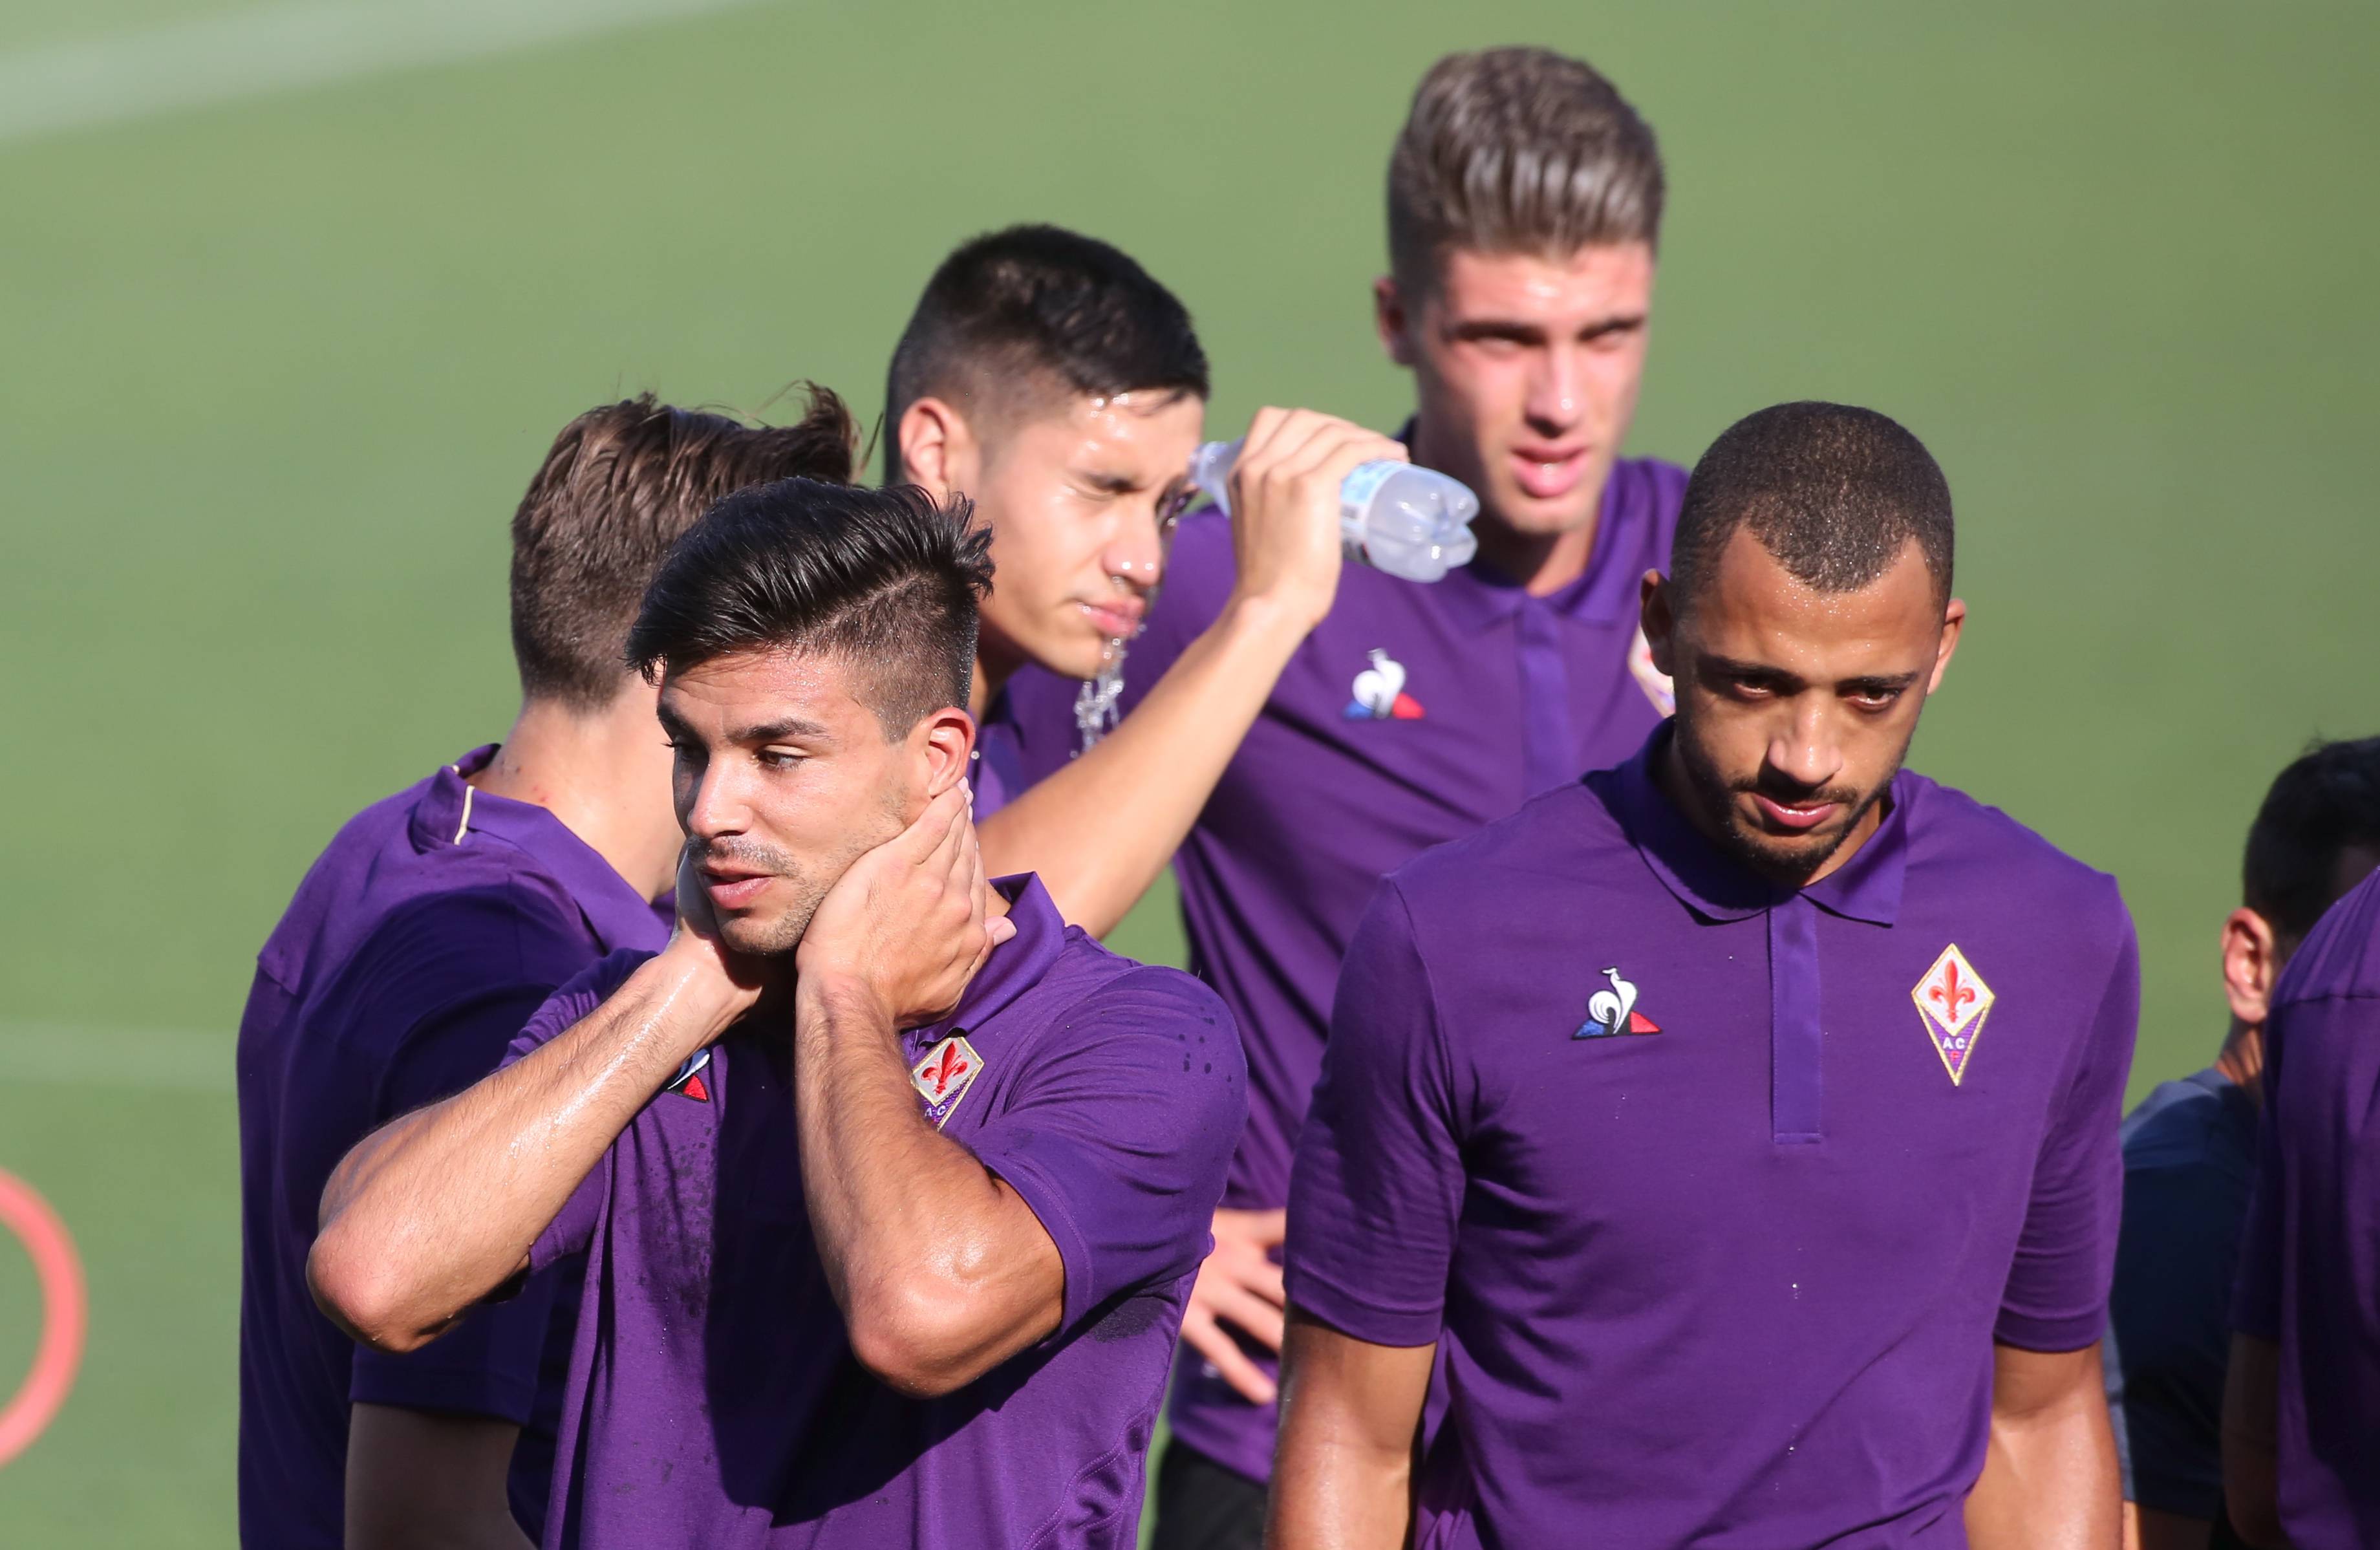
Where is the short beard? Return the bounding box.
[1670,718,1898,886]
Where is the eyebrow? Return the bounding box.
[1702,655,1923,694]
[1446,312,1649,343]
[727,716,831,744]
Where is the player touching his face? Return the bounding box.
[308,480,1243,1549]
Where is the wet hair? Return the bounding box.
[883,224,1208,482]
[627,479,993,737]
[1388,47,1665,294]
[510,390,857,711]
[1669,402,1955,610]
[2243,736,2380,943]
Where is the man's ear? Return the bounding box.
[1374,275,1419,369]
[896,398,978,503]
[914,707,977,799]
[1640,570,1677,675]
[2222,907,2282,1027]
[1927,597,1967,695]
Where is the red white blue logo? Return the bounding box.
[665,1045,712,1103]
[1344,648,1425,720]
[1575,966,1661,1039]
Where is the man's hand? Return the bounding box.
[661,840,776,1021]
[1179,1207,1287,1403]
[1227,408,1408,632]
[796,785,1014,1028]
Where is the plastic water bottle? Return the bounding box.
[1187,440,1481,583]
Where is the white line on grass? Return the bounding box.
[0,1020,234,1093]
[0,0,771,148]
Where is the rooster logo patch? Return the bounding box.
[1344,648,1425,720]
[1575,966,1660,1039]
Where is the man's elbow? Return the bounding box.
[307,1231,435,1355]
[843,1280,1010,1399]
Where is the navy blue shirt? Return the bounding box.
[2104,1064,2257,1534]
[235,747,670,1548]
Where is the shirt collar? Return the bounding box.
[914,874,1067,1042]
[1393,417,1647,635]
[407,745,663,954]
[1595,723,1909,927]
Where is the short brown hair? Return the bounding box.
[1388,47,1665,293]
[509,389,856,710]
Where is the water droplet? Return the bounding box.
[1073,635,1130,752]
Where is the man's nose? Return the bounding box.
[1766,704,1845,791]
[1524,348,1583,434]
[679,764,750,841]
[1101,500,1166,597]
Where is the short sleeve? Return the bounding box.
[500,951,648,1273]
[2231,1026,2287,1342]
[1283,879,1464,1348]
[1997,912,2141,1351]
[962,967,1245,1337]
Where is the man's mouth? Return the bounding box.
[1509,445,1592,501]
[1079,597,1146,640]
[1748,791,1842,834]
[700,868,775,909]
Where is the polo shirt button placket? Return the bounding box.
[1770,892,1825,1145]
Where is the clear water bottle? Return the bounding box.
[1187,439,1481,583]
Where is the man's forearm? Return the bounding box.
[1967,1380,2121,1549]
[311,946,739,1350]
[793,975,1060,1395]
[978,592,1310,934]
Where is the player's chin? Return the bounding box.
[717,911,801,960]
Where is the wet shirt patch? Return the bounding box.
[1913,944,1993,1084]
[910,1034,983,1128]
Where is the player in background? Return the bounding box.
[306,481,1243,1548]
[2105,738,2380,1550]
[994,49,1688,1545]
[881,224,1405,898]
[235,394,854,1550]
[2223,793,2380,1546]
[1274,402,2136,1549]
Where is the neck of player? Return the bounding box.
[469,689,683,900]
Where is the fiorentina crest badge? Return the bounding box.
[910,1034,983,1129]
[1911,945,1993,1084]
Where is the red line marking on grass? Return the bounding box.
[0,1168,86,1467]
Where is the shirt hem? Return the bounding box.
[1283,1267,1441,1348]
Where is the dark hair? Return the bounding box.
[883,224,1208,482]
[510,389,857,711]
[1669,402,1954,609]
[627,479,994,736]
[2243,736,2380,943]
[1388,47,1665,294]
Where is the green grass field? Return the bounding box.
[2,1,2375,1540]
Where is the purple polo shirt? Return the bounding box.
[235,746,670,1548]
[1001,455,1686,1478]
[502,875,1242,1549]
[1287,727,2139,1548]
[2231,867,2380,1549]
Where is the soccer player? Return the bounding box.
[235,393,854,1549]
[995,50,1689,1542]
[1274,402,2139,1549]
[883,224,1404,915]
[2223,810,2380,1546]
[306,480,1243,1549]
[2105,738,2380,1550]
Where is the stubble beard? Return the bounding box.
[1670,715,1897,887]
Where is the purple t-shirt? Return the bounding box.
[1000,455,1686,1478]
[235,746,670,1549]
[2230,866,2380,1549]
[1287,727,2139,1548]
[504,875,1242,1549]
